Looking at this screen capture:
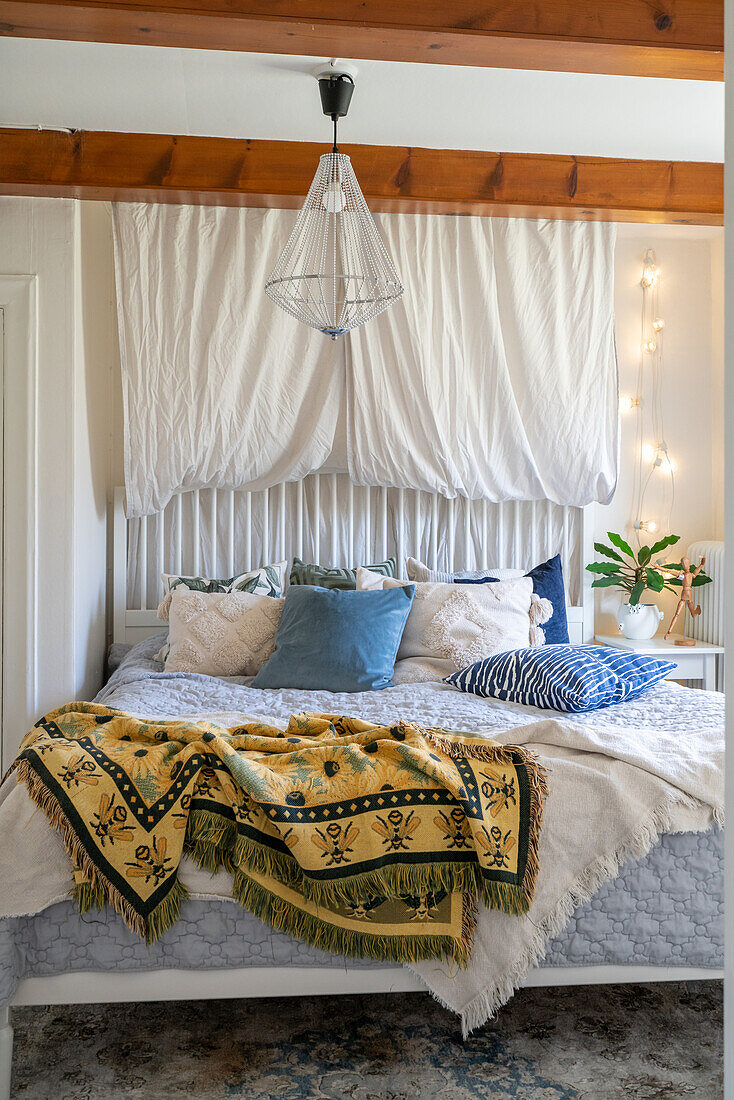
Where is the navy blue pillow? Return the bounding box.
[456,554,569,644]
[252,584,415,692]
[445,645,675,713]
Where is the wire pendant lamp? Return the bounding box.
[265,65,404,340]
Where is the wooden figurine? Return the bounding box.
[664,556,706,645]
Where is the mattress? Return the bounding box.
[0,636,723,1008]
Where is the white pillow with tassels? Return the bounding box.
[356,568,534,671]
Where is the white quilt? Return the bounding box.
[0,672,723,1035]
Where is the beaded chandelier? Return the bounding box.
[265,65,404,340]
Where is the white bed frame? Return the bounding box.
[1,479,720,1100]
[112,479,596,646]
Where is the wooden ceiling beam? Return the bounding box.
[0,128,723,225]
[0,0,724,81]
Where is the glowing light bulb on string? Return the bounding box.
[640,250,660,289]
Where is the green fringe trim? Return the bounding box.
[185,807,480,910]
[480,878,528,917]
[298,860,479,910]
[74,876,189,944]
[233,870,474,968]
[143,879,189,944]
[74,879,108,914]
[185,809,302,888]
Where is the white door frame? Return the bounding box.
[0,275,37,774]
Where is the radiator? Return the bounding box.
[686,540,724,690]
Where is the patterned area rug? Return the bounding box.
[10,981,721,1099]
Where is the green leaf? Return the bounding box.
[593,541,625,563]
[648,533,680,556]
[666,574,712,588]
[591,577,625,589]
[607,531,635,559]
[645,568,665,592]
[264,565,282,595]
[638,546,651,567]
[586,563,622,574]
[629,579,646,606]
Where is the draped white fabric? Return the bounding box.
[112,204,342,517]
[347,216,618,507]
[113,205,617,516]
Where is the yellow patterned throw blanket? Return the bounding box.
[9,704,548,965]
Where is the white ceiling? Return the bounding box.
[0,37,724,162]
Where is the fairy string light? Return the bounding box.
[628,249,676,545]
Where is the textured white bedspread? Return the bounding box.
[0,642,724,1033]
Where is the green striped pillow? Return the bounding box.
[289,556,396,591]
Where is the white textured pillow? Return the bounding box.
[165,589,284,677]
[405,557,524,584]
[356,568,533,669]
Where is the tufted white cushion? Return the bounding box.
[164,589,284,677]
[356,568,533,671]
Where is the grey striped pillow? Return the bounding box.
[406,557,523,583]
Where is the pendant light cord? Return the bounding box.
[332,115,338,154]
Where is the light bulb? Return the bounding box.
[321,182,345,213]
[619,395,633,413]
[647,520,658,533]
[641,265,659,289]
[652,317,665,332]
[642,443,657,463]
[642,338,656,354]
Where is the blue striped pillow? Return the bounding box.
[445,645,676,713]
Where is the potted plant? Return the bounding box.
[587,532,712,640]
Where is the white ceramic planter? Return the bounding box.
[616,600,664,641]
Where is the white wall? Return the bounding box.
[0,197,110,765]
[594,226,724,635]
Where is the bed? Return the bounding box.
[0,479,723,1098]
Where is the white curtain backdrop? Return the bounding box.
[113,205,617,516]
[347,215,618,507]
[112,204,343,517]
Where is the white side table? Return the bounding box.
[595,634,724,691]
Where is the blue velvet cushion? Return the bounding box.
[252,584,415,692]
[445,645,675,713]
[456,554,569,644]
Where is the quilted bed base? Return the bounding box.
[0,827,721,1009]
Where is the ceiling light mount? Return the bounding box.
[313,60,357,151]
